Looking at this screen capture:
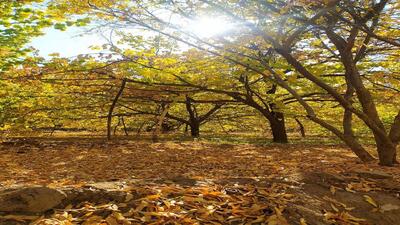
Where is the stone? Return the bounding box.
[84,182,125,190]
[352,169,393,179]
[0,186,66,213]
[62,183,128,205]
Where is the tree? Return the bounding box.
[0,0,53,71]
[30,0,400,165]
[199,0,400,165]
[108,45,292,142]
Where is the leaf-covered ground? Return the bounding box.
[0,137,399,224]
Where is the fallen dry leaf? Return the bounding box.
[363,195,378,208]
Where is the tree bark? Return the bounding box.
[308,116,375,162]
[137,121,146,134]
[270,112,288,143]
[343,135,376,162]
[113,117,121,135]
[152,103,170,142]
[324,21,394,165]
[184,124,189,134]
[107,79,127,140]
[121,116,129,136]
[343,81,355,138]
[389,112,400,164]
[295,118,306,138]
[243,98,289,143]
[375,137,397,166]
[189,122,200,137]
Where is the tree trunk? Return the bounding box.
[295,118,306,138]
[121,116,129,136]
[343,136,375,162]
[184,124,189,134]
[152,103,170,142]
[308,116,375,162]
[113,117,121,135]
[190,122,200,137]
[270,112,288,143]
[389,112,400,164]
[107,79,127,140]
[375,137,397,166]
[137,121,146,134]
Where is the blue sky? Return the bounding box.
[30,27,107,58]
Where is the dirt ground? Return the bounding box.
[0,137,399,224]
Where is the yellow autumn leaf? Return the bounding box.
[105,215,119,225]
[341,212,367,222]
[330,186,336,195]
[331,203,339,212]
[252,215,266,223]
[345,184,356,193]
[145,194,160,200]
[267,214,290,225]
[112,211,126,222]
[268,207,289,225]
[125,192,134,202]
[82,215,103,225]
[363,195,378,208]
[135,201,148,211]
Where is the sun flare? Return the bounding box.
[189,17,233,37]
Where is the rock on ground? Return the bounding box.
[0,186,66,213]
